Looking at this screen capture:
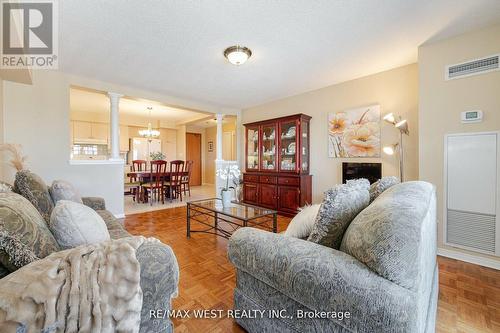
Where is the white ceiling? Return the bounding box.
[70,88,209,124]
[60,0,500,109]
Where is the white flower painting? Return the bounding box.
[328,105,381,158]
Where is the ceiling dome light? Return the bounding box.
[224,45,252,65]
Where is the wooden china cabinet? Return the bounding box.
[243,114,312,216]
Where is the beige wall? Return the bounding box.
[205,126,217,184]
[203,120,238,184]
[2,71,125,216]
[242,64,419,202]
[419,24,500,263]
[176,125,186,161]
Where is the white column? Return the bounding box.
[216,113,223,161]
[107,92,123,160]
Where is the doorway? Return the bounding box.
[186,132,202,185]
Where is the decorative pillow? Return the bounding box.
[0,192,60,272]
[340,181,435,290]
[369,176,400,203]
[49,200,110,249]
[0,231,39,268]
[13,170,54,223]
[307,179,370,249]
[49,180,83,204]
[0,181,13,193]
[284,204,320,239]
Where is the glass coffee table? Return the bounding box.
[187,198,278,239]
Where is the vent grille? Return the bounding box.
[447,209,496,253]
[446,55,499,80]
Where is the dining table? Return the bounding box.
[127,170,189,203]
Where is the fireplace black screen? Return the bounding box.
[342,162,382,184]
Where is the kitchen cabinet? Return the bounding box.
[243,114,312,216]
[73,121,92,141]
[72,121,108,144]
[91,123,108,141]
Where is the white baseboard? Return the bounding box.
[114,213,125,219]
[437,247,500,270]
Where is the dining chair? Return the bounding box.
[125,159,147,202]
[165,160,184,202]
[142,160,167,205]
[182,160,194,197]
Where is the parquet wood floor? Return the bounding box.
[123,207,500,333]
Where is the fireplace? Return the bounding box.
[342,162,382,184]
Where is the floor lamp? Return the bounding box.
[383,113,409,182]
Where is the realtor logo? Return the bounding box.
[1,0,58,69]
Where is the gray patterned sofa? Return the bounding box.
[0,171,179,333]
[228,181,438,333]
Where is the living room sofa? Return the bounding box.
[0,171,179,333]
[228,181,438,333]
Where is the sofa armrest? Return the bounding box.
[228,228,418,333]
[82,197,106,211]
[137,241,179,333]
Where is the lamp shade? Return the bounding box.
[395,119,409,134]
[383,113,395,123]
[383,146,395,155]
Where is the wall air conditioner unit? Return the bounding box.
[445,54,499,80]
[444,132,500,256]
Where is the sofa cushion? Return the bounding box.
[49,180,83,204]
[13,170,54,223]
[95,210,131,239]
[340,181,434,289]
[307,179,370,249]
[0,181,12,193]
[284,204,320,239]
[369,176,400,203]
[0,192,60,271]
[49,200,110,249]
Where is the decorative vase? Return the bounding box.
[235,185,242,202]
[221,190,232,207]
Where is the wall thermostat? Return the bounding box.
[461,110,483,123]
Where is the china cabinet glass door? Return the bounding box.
[261,123,277,171]
[246,126,259,170]
[279,120,298,172]
[301,120,309,173]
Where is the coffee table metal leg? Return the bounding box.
[273,213,277,233]
[214,212,219,236]
[187,203,191,238]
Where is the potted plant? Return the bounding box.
[216,164,241,207]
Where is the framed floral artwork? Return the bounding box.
[328,105,381,158]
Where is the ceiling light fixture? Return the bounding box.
[139,106,160,139]
[223,45,252,65]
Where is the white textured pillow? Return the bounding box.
[49,180,83,204]
[284,204,321,239]
[49,200,110,249]
[369,176,400,203]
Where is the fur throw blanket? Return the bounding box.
[0,236,155,333]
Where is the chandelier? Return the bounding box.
[139,107,160,139]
